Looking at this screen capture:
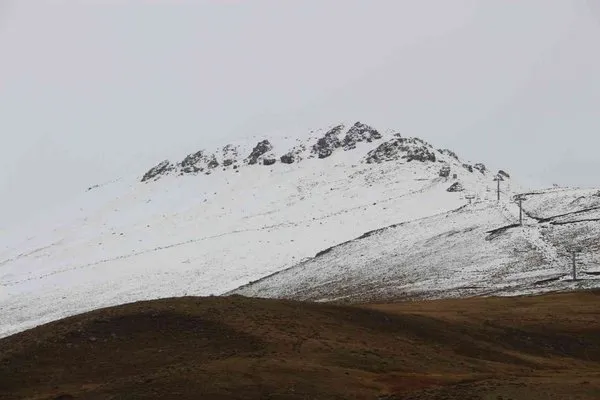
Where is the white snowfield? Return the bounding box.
[233,196,600,302]
[0,122,596,338]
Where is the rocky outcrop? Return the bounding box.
[246,140,274,165]
[439,149,459,160]
[364,137,436,164]
[206,155,219,169]
[141,160,175,182]
[179,151,219,174]
[311,125,344,159]
[180,151,204,172]
[280,144,306,164]
[439,165,451,178]
[280,153,295,164]
[498,170,510,179]
[447,182,464,192]
[342,122,382,150]
[222,144,239,168]
[474,163,487,174]
[138,122,499,185]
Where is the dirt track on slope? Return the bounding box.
[1,291,599,399]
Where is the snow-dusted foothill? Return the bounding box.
[233,188,600,302]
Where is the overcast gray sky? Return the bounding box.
[1,0,599,229]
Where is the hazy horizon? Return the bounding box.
[1,0,599,229]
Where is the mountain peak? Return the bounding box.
[139,122,476,183]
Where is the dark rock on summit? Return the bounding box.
[311,125,344,159]
[342,122,382,150]
[400,142,436,163]
[447,182,464,192]
[141,160,174,182]
[462,163,474,173]
[179,151,219,174]
[246,140,274,165]
[365,137,436,164]
[222,144,239,167]
[364,139,402,163]
[498,170,510,179]
[439,149,459,160]
[207,155,219,169]
[263,158,276,166]
[180,151,204,172]
[474,163,487,174]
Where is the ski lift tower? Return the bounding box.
[493,175,504,202]
[465,193,476,205]
[513,194,527,226]
[567,247,583,280]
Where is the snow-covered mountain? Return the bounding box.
[1,121,595,338]
[232,188,600,302]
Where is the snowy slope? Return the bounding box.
[233,189,600,302]
[0,122,507,338]
[521,188,600,221]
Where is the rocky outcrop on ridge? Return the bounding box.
[364,137,436,164]
[139,121,496,183]
[141,160,175,182]
[246,140,274,165]
[311,125,344,159]
[341,122,382,150]
[474,163,487,174]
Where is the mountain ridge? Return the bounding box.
[138,121,504,186]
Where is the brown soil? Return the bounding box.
[1,291,599,399]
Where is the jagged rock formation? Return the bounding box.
[439,149,459,160]
[364,137,436,164]
[474,163,487,174]
[341,122,382,150]
[139,122,493,183]
[222,145,239,168]
[280,144,306,164]
[141,160,175,182]
[311,125,344,159]
[447,182,464,192]
[280,153,295,164]
[246,140,274,165]
[179,151,220,174]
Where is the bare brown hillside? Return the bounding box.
[1,291,599,399]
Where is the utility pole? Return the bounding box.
[493,175,503,202]
[567,248,582,280]
[514,194,527,226]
